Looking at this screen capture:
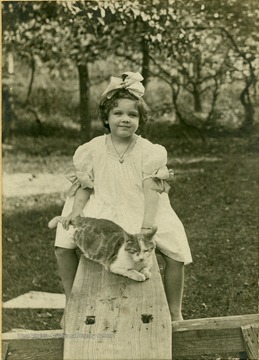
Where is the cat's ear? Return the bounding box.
[124,232,133,242]
[144,226,157,239]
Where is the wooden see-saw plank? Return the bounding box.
[63,254,171,360]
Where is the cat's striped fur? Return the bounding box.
[49,216,156,281]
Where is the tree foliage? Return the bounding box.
[2,0,258,139]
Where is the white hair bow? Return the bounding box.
[101,72,145,99]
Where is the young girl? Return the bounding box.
[54,71,192,322]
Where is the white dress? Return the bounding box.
[55,135,192,265]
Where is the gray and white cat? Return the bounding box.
[49,216,157,281]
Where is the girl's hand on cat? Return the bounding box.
[61,211,80,230]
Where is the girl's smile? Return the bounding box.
[107,99,140,140]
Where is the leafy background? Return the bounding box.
[2,1,259,359]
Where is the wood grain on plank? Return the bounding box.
[64,254,171,360]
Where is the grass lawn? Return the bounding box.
[2,124,258,358]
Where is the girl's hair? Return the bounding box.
[99,89,149,131]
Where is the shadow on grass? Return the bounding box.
[2,193,67,332]
[2,193,64,302]
[2,308,64,332]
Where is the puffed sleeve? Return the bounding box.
[64,142,94,197]
[142,143,174,194]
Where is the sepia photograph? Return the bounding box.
[2,1,258,359]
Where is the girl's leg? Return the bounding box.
[161,254,184,321]
[55,247,79,302]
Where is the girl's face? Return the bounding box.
[107,99,139,139]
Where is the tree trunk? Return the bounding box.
[171,82,205,143]
[78,64,91,143]
[206,77,220,128]
[239,62,255,132]
[221,28,255,131]
[193,52,202,112]
[24,53,35,106]
[171,82,182,123]
[7,51,14,74]
[2,85,14,142]
[141,38,149,87]
[2,51,15,142]
[193,85,202,112]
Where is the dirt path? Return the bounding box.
[3,172,69,197]
[3,157,220,197]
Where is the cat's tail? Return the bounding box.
[48,216,63,229]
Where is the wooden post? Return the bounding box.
[241,324,258,360]
[63,254,172,360]
[172,314,258,358]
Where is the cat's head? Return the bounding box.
[124,227,157,263]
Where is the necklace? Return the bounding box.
[110,136,135,163]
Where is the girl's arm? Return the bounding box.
[62,187,92,230]
[141,178,159,231]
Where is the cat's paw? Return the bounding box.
[129,272,146,282]
[140,268,152,279]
